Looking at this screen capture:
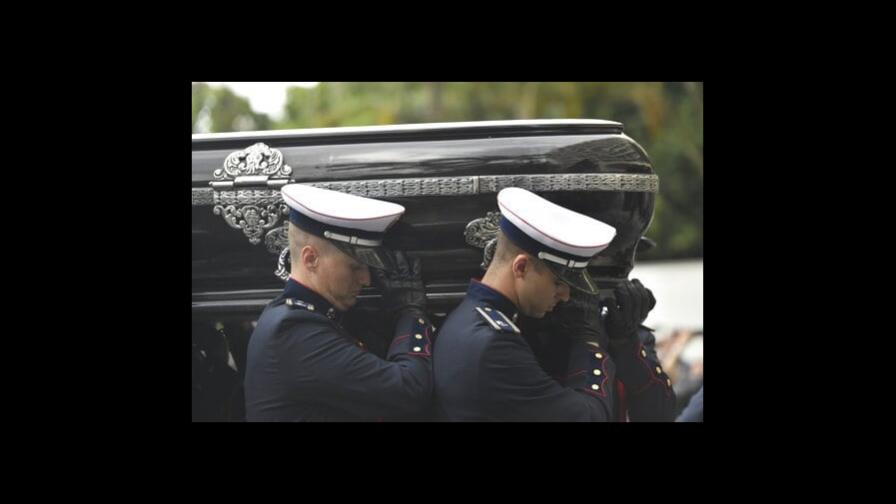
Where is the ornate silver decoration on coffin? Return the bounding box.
[210,143,293,245]
[464,211,502,269]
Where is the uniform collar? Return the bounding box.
[281,276,341,319]
[467,279,519,320]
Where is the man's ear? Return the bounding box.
[300,245,319,270]
[511,254,529,279]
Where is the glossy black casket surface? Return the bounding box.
[191,120,657,316]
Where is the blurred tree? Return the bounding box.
[191,83,271,133]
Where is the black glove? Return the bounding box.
[605,278,655,348]
[371,250,427,325]
[550,289,604,346]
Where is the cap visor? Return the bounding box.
[544,262,600,295]
[331,241,397,271]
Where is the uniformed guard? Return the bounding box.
[244,184,435,421]
[433,187,675,421]
[545,280,677,422]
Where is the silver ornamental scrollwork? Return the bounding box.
[193,174,659,207]
[264,224,289,255]
[464,211,502,269]
[275,247,290,281]
[214,142,293,180]
[213,202,286,245]
[209,142,292,245]
[264,224,292,281]
[480,240,498,270]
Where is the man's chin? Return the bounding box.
[337,296,359,310]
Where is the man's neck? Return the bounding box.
[291,270,340,311]
[480,266,519,310]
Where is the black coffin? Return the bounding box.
[192,119,657,316]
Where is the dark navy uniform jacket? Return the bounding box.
[607,324,677,422]
[433,280,675,421]
[244,277,434,421]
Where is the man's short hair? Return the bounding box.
[289,223,335,268]
[492,230,546,272]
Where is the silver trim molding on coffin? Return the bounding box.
[194,172,658,207]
